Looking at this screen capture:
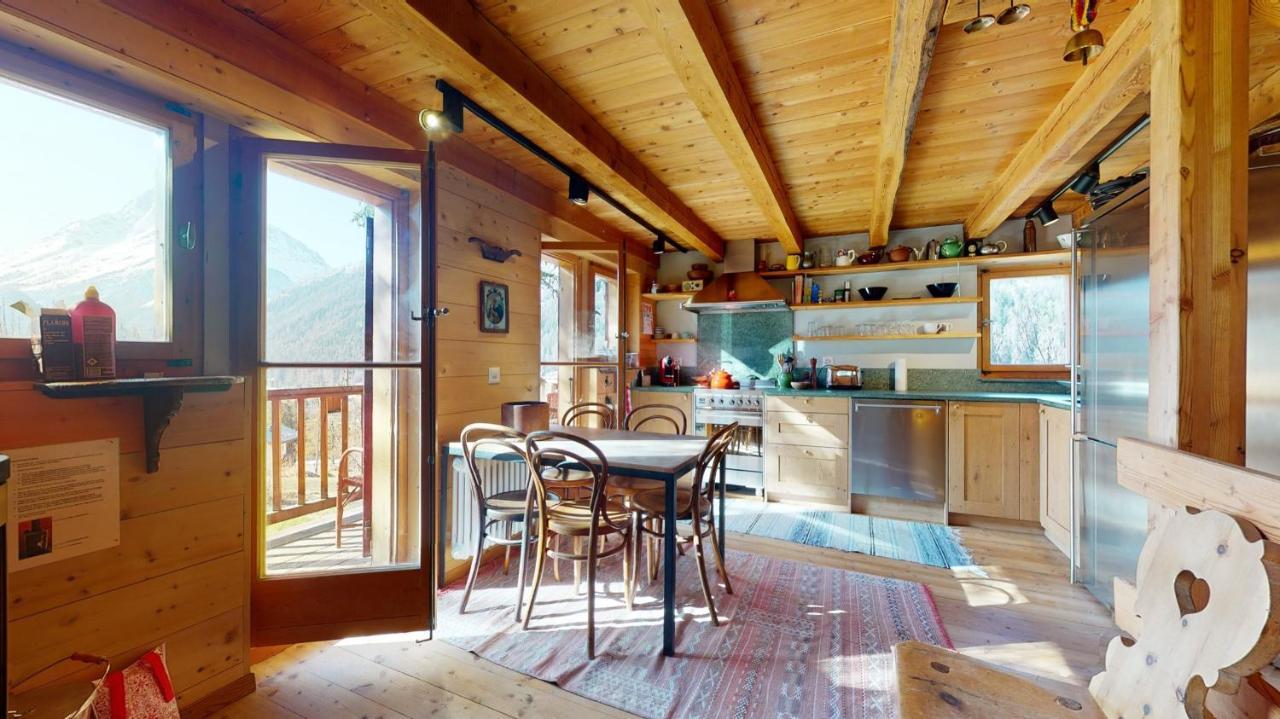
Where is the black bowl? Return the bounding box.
[858,286,888,301]
[926,282,958,298]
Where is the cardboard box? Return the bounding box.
[39,309,75,381]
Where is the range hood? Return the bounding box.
[684,241,789,314]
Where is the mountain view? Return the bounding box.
[1,192,365,387]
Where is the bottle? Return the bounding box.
[810,281,821,304]
[70,286,117,379]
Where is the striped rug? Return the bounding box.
[721,499,978,571]
[438,548,952,718]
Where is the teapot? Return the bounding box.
[979,240,1008,255]
[939,236,963,259]
[709,369,735,389]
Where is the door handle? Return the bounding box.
[854,403,943,413]
[411,306,450,322]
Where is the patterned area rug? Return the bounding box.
[721,499,979,571]
[438,548,951,719]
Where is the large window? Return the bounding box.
[981,268,1070,378]
[0,71,198,360]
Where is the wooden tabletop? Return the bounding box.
[445,425,707,480]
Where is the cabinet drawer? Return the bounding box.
[766,395,850,416]
[764,444,849,500]
[764,410,849,448]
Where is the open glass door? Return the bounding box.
[241,139,435,644]
[538,243,629,424]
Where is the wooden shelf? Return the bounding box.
[641,292,694,302]
[792,332,982,342]
[653,337,697,343]
[790,296,981,311]
[35,376,243,473]
[760,250,1070,279]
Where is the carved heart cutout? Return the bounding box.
[1174,569,1211,617]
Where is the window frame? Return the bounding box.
[0,52,202,373]
[980,266,1071,380]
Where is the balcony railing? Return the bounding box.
[266,385,365,525]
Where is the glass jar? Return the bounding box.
[818,246,832,267]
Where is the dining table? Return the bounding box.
[440,425,724,657]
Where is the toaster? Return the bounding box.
[823,364,862,389]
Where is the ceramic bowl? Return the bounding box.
[790,381,812,390]
[858,286,888,301]
[926,282,958,298]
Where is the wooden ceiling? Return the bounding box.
[11,0,1279,252]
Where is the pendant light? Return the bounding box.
[997,0,1031,25]
[1064,0,1104,66]
[963,0,996,33]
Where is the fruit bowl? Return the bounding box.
[858,286,888,301]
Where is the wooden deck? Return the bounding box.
[265,523,371,576]
[214,523,1115,718]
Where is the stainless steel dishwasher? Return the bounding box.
[850,399,947,503]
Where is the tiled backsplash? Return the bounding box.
[695,311,793,380]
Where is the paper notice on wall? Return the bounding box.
[6,438,120,572]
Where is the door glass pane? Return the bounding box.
[538,250,621,423]
[262,158,421,364]
[987,274,1069,367]
[262,366,421,576]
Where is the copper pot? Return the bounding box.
[856,246,885,265]
[687,263,713,281]
[709,369,734,389]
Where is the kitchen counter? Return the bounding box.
[632,383,1071,409]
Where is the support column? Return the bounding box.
[1148,0,1249,464]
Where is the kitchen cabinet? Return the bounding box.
[629,390,693,434]
[947,402,1039,521]
[1039,405,1073,554]
[764,395,850,506]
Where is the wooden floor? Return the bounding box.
[212,525,1116,718]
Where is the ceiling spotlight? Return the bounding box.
[1031,203,1060,227]
[964,0,996,33]
[418,109,442,132]
[997,0,1030,25]
[568,174,590,206]
[1069,164,1101,195]
[652,237,666,255]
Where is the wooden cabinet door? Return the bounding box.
[764,444,848,505]
[628,391,692,434]
[947,402,1022,519]
[1039,406,1073,554]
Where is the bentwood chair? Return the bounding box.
[518,430,634,659]
[630,422,736,625]
[335,447,364,549]
[458,424,557,614]
[561,402,617,430]
[611,404,691,569]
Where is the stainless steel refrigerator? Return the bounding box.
[1072,181,1152,610]
[1247,152,1280,475]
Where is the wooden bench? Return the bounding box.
[895,438,1280,719]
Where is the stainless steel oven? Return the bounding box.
[692,388,764,490]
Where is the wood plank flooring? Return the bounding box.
[212,525,1116,718]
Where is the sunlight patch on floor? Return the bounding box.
[956,575,1030,607]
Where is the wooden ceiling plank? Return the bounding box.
[868,0,947,246]
[1250,66,1280,130]
[634,0,801,252]
[353,0,725,260]
[964,0,1151,238]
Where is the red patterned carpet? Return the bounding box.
[437,547,951,718]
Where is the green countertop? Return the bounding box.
[632,383,1072,409]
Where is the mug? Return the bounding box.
[785,254,802,270]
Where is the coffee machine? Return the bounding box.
[659,356,680,386]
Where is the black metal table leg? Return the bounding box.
[663,473,677,656]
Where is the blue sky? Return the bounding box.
[0,75,367,269]
[0,78,165,243]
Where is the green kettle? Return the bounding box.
[939,235,963,259]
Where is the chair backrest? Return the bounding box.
[623,403,688,434]
[460,423,527,505]
[561,402,617,430]
[526,430,625,533]
[686,423,738,515]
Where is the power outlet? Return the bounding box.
[487,367,501,385]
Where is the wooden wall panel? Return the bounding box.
[2,382,252,710]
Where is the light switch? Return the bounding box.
[488,367,501,384]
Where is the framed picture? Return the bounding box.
[478,280,509,334]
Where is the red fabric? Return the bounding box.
[91,646,180,719]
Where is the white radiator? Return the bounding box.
[449,458,528,559]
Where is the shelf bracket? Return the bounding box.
[142,388,185,473]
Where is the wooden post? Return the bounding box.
[296,397,307,506]
[1148,0,1249,464]
[270,396,282,512]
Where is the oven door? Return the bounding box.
[699,419,764,489]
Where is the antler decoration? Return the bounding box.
[469,236,523,263]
